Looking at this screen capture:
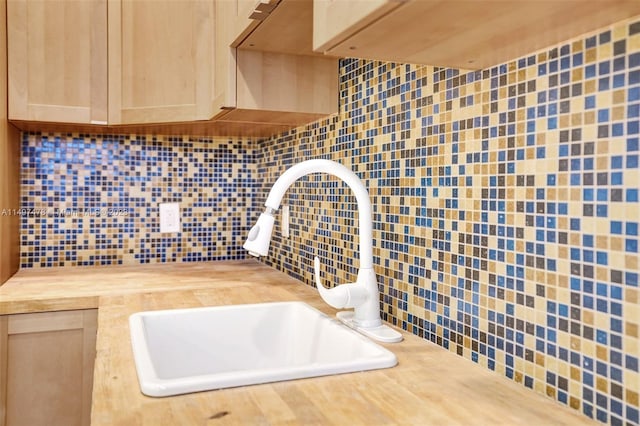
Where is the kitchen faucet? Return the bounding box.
[244,159,402,343]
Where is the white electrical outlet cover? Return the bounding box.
[159,203,180,233]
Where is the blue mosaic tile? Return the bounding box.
[256,16,640,426]
[21,134,257,266]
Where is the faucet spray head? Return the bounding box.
[243,210,275,257]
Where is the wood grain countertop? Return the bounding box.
[0,260,595,425]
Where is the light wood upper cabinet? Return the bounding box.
[227,50,338,124]
[313,0,640,69]
[0,309,98,426]
[230,0,270,46]
[313,0,402,55]
[8,0,220,126]
[215,0,339,128]
[7,0,108,124]
[108,0,217,124]
[7,0,339,134]
[240,0,325,57]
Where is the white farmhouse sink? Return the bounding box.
[129,301,398,397]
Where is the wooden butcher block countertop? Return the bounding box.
[0,260,595,425]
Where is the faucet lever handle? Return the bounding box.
[313,256,328,293]
[313,256,368,309]
[314,256,348,309]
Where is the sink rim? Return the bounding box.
[129,301,398,397]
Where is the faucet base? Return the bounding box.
[336,311,403,343]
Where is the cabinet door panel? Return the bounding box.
[1,310,97,426]
[7,0,107,124]
[109,0,215,124]
[7,330,84,426]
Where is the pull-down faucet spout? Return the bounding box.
[244,159,402,343]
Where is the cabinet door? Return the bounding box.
[214,0,277,115]
[7,0,108,124]
[213,0,240,111]
[108,0,216,124]
[313,0,402,53]
[212,0,274,112]
[232,0,263,44]
[0,310,98,426]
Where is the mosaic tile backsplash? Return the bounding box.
[18,15,640,426]
[20,135,256,266]
[255,17,640,426]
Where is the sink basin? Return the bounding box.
[129,301,398,397]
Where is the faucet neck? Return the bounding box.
[264,159,374,270]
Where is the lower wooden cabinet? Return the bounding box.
[0,309,98,426]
